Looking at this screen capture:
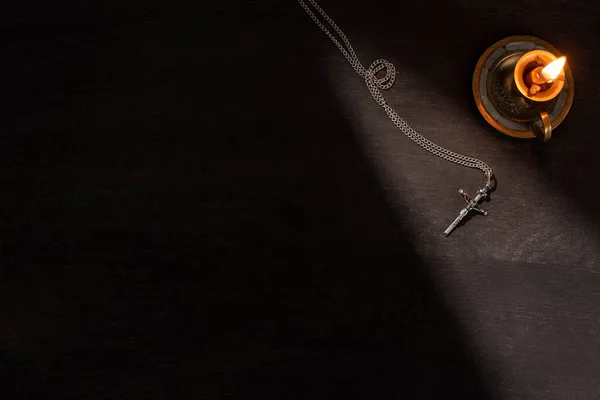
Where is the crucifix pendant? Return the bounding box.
[443,186,491,236]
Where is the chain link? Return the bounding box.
[298,0,493,188]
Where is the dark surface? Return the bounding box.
[1,0,600,398]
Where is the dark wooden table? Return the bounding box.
[1,0,599,398]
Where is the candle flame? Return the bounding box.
[540,56,567,81]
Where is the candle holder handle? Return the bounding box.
[532,112,552,142]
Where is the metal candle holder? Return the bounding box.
[473,35,574,142]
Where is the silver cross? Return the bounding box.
[443,186,491,236]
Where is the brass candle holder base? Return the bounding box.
[473,35,574,142]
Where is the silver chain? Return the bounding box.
[298,0,494,189]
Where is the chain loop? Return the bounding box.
[298,0,494,188]
[367,59,396,90]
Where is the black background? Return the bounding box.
[1,0,600,398]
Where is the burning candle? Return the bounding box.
[473,35,574,142]
[525,56,566,95]
[514,50,567,102]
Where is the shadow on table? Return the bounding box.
[0,1,495,398]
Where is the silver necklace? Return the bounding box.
[298,0,495,236]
